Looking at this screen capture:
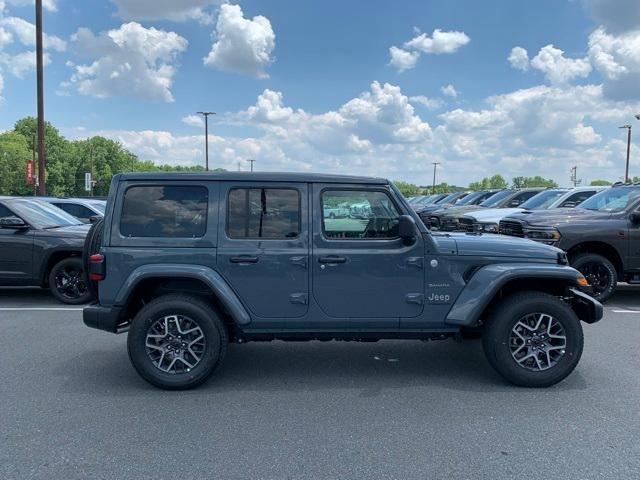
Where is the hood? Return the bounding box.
[467,207,524,222]
[38,224,91,238]
[506,208,609,227]
[449,232,563,261]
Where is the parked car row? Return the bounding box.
[0,196,105,304]
[409,183,640,302]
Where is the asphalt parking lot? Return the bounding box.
[1,287,639,480]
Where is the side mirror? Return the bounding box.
[89,215,102,224]
[562,201,577,208]
[0,216,29,229]
[630,212,640,225]
[398,215,417,244]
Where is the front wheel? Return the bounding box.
[482,291,583,387]
[49,257,92,304]
[127,294,228,390]
[571,253,617,302]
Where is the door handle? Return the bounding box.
[318,256,347,264]
[230,256,259,264]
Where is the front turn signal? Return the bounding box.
[576,276,589,287]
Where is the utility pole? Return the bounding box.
[35,0,46,195]
[197,111,215,171]
[237,161,241,172]
[247,158,255,172]
[570,165,581,187]
[431,162,440,194]
[619,125,631,183]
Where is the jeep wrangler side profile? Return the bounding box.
[84,172,602,390]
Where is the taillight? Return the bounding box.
[89,253,105,281]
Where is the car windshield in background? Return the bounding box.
[456,191,488,206]
[520,189,568,209]
[438,193,461,204]
[87,201,106,214]
[479,190,511,207]
[579,187,640,212]
[8,200,83,229]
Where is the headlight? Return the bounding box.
[475,223,499,233]
[524,227,561,244]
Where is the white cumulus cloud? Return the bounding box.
[64,22,188,102]
[388,46,419,72]
[529,44,591,85]
[388,28,470,71]
[441,84,458,98]
[409,95,444,110]
[204,3,275,78]
[6,0,57,12]
[508,46,529,71]
[182,115,205,128]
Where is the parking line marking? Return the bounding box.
[611,309,640,313]
[0,307,83,311]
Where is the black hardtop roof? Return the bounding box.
[116,171,389,185]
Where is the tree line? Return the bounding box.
[0,117,211,197]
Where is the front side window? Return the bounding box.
[580,187,640,212]
[227,188,300,239]
[322,190,400,239]
[559,191,596,207]
[120,185,208,238]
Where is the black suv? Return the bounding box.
[499,184,640,302]
[0,197,92,304]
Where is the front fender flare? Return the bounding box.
[115,264,251,325]
[445,263,581,327]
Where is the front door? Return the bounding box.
[311,185,425,327]
[0,203,34,284]
[217,182,309,320]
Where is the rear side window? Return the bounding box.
[120,185,208,238]
[53,203,95,219]
[227,188,300,239]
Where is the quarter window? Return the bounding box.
[322,190,400,239]
[120,185,208,238]
[227,188,300,239]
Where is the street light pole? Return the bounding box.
[35,0,46,195]
[197,111,215,171]
[247,159,255,172]
[620,125,632,183]
[431,162,440,194]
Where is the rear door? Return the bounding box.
[216,182,309,320]
[311,184,425,328]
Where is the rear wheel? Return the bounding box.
[571,253,617,302]
[482,291,583,387]
[49,257,92,304]
[127,294,228,390]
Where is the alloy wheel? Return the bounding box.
[145,315,206,374]
[54,265,87,300]
[509,313,567,371]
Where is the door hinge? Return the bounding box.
[406,257,423,269]
[289,293,308,305]
[405,293,424,305]
[289,256,308,268]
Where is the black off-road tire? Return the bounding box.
[83,218,104,300]
[482,291,583,387]
[570,253,617,303]
[127,294,228,390]
[49,257,92,305]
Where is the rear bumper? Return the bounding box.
[83,304,124,333]
[568,287,603,324]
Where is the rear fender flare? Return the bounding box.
[445,263,581,327]
[115,264,251,326]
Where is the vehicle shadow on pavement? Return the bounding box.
[67,338,588,395]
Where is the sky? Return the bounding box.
[0,0,639,187]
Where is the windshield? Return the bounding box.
[456,191,487,206]
[88,201,106,214]
[8,199,83,229]
[578,187,640,212]
[520,190,568,209]
[438,192,462,204]
[480,190,511,207]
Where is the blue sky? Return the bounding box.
[0,0,639,186]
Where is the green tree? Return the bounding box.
[393,181,421,197]
[468,174,508,190]
[511,176,558,188]
[0,131,33,195]
[590,179,612,186]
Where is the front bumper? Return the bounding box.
[83,304,125,333]
[568,287,603,324]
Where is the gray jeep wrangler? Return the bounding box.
[83,172,602,390]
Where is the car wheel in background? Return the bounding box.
[49,257,92,305]
[571,253,617,303]
[127,294,228,390]
[482,291,583,387]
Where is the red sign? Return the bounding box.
[25,160,35,185]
